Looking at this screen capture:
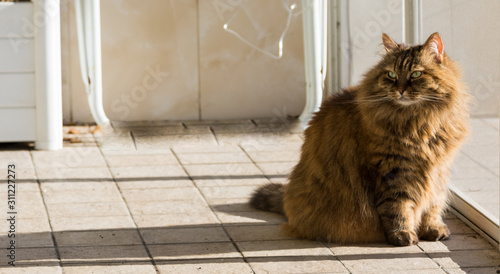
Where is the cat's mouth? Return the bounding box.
[396,95,418,106]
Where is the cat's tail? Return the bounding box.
[249,183,285,215]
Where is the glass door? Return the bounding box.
[422,0,499,245]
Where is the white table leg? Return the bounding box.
[34,0,63,150]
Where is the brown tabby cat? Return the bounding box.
[250,32,468,246]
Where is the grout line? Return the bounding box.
[96,143,160,274]
[170,148,256,273]
[28,150,64,270]
[319,239,352,274]
[209,126,221,145]
[415,242,448,273]
[239,144,271,182]
[129,131,138,150]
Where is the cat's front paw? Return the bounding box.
[419,223,450,241]
[387,230,419,246]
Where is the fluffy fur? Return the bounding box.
[250,33,469,246]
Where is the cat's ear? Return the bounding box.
[382,33,398,52]
[423,32,444,63]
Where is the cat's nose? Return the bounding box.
[397,88,405,95]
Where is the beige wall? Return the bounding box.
[61,0,305,123]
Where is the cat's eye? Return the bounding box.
[410,71,422,79]
[387,71,397,79]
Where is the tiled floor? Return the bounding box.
[0,118,499,273]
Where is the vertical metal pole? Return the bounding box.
[403,0,422,44]
[34,0,63,150]
[299,0,326,124]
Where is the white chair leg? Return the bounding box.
[299,0,326,125]
[75,0,109,126]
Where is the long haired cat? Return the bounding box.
[250,33,468,246]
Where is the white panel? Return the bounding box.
[0,39,34,73]
[0,108,36,142]
[0,73,35,107]
[0,2,34,38]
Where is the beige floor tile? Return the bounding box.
[328,243,423,256]
[14,190,44,205]
[1,266,63,273]
[184,163,263,177]
[419,234,495,252]
[352,270,446,274]
[121,187,202,202]
[133,125,212,136]
[430,249,500,269]
[199,185,257,199]
[176,152,252,165]
[340,253,440,272]
[3,218,52,234]
[0,232,54,248]
[156,258,252,274]
[45,202,130,218]
[241,143,303,153]
[5,168,37,180]
[237,240,331,257]
[0,156,34,169]
[31,147,107,168]
[133,212,220,227]
[105,153,179,166]
[134,134,218,150]
[194,177,269,187]
[172,144,242,154]
[215,211,286,225]
[0,181,39,192]
[149,242,242,260]
[210,123,282,134]
[100,148,173,156]
[245,150,301,163]
[141,226,230,244]
[127,198,211,215]
[110,165,187,179]
[14,247,59,265]
[59,245,150,263]
[247,256,348,273]
[209,123,257,133]
[17,203,48,219]
[445,218,478,235]
[40,180,116,192]
[50,216,136,232]
[62,263,157,274]
[215,132,303,146]
[225,225,291,241]
[116,179,194,189]
[54,229,142,247]
[256,162,295,175]
[97,136,137,151]
[42,187,123,204]
[208,198,255,212]
[36,167,113,180]
[445,267,499,274]
[40,179,116,193]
